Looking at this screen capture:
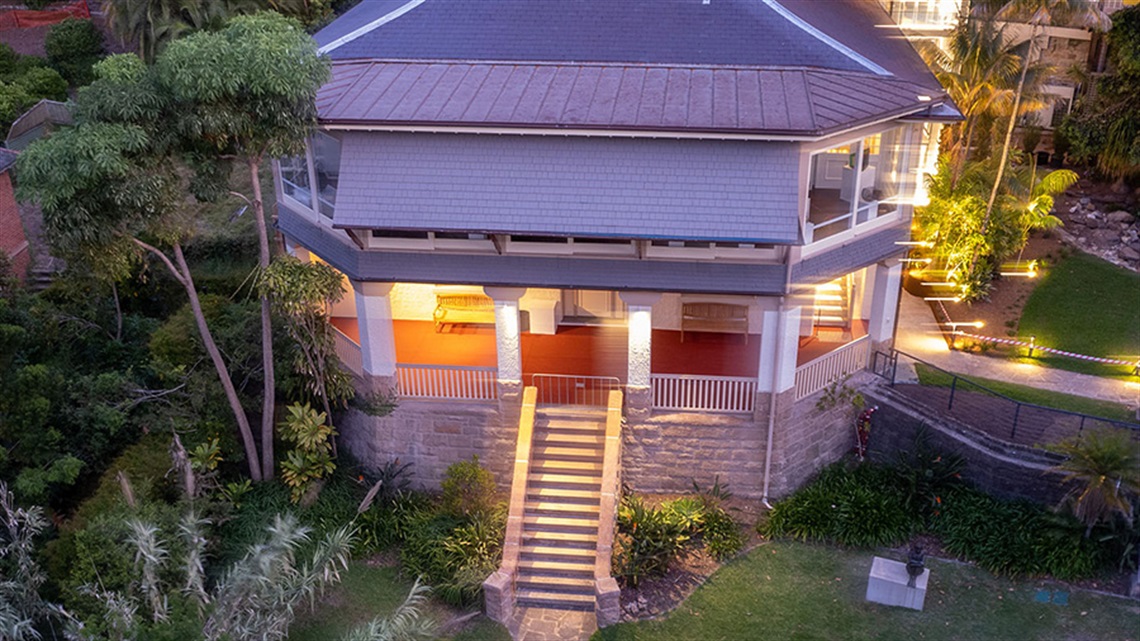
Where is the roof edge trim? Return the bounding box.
[760,0,891,76]
[319,0,429,54]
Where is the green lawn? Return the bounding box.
[289,562,510,641]
[593,540,1140,641]
[1018,253,1140,379]
[913,363,1136,423]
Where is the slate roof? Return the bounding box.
[313,0,952,136]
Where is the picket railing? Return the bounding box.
[794,335,871,401]
[650,374,756,413]
[531,374,622,407]
[332,327,363,376]
[396,364,499,401]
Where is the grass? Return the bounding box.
[593,540,1140,641]
[289,562,510,641]
[1017,253,1140,379]
[913,363,1136,423]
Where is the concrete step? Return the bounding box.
[522,532,597,549]
[533,430,607,444]
[521,544,595,559]
[524,500,601,516]
[523,514,599,533]
[516,588,595,611]
[532,444,603,458]
[526,487,602,503]
[528,472,602,486]
[530,459,604,475]
[537,407,608,420]
[516,575,595,595]
[518,558,595,579]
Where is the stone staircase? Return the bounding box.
[516,408,606,610]
[484,387,624,628]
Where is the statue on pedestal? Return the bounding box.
[906,543,926,588]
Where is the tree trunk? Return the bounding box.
[111,282,122,342]
[144,240,263,481]
[249,158,277,481]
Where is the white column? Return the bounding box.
[869,261,903,345]
[484,287,527,385]
[758,305,802,393]
[351,281,398,381]
[619,292,662,389]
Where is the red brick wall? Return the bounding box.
[0,171,30,280]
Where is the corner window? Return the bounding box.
[313,132,341,219]
[806,125,916,244]
[280,155,312,209]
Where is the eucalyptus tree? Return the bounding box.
[15,55,265,481]
[974,0,1112,238]
[157,12,330,480]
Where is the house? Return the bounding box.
[278,0,957,623]
[0,148,30,282]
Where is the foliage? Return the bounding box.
[11,66,67,102]
[613,495,689,586]
[279,403,337,504]
[103,0,261,63]
[0,483,74,640]
[440,456,497,519]
[0,44,72,134]
[339,578,436,641]
[1047,429,1140,533]
[700,506,746,561]
[762,463,919,547]
[45,18,105,85]
[814,374,865,412]
[351,389,399,417]
[931,487,1108,579]
[0,289,155,506]
[914,154,1074,301]
[892,427,967,519]
[1058,6,1140,182]
[399,505,505,606]
[259,256,354,417]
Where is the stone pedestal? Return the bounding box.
[595,577,621,627]
[866,556,929,611]
[483,569,514,625]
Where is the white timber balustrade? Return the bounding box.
[395,364,499,401]
[332,326,363,376]
[794,335,871,401]
[650,374,757,413]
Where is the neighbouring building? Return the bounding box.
[0,148,30,281]
[277,0,958,623]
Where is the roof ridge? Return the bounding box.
[327,58,917,77]
[759,0,890,76]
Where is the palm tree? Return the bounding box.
[1048,429,1140,536]
[104,0,262,63]
[974,0,1112,242]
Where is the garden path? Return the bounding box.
[509,606,596,641]
[894,290,1140,412]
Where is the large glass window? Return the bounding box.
[279,154,312,209]
[313,132,341,219]
[805,125,916,243]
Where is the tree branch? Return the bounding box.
[132,238,187,287]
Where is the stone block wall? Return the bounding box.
[865,386,1071,505]
[338,400,515,489]
[622,411,766,497]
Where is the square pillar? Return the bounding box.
[868,260,903,349]
[757,305,802,394]
[351,281,398,393]
[484,287,527,399]
[619,291,662,418]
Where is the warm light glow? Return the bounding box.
[895,241,933,247]
[916,335,951,353]
[924,297,961,302]
[628,308,652,345]
[944,321,984,329]
[921,282,956,287]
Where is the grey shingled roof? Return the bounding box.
[332,131,802,244]
[317,61,937,136]
[0,148,17,174]
[280,205,789,295]
[790,225,910,285]
[313,0,950,135]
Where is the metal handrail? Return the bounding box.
[874,349,1140,443]
[530,373,622,407]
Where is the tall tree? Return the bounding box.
[16,55,264,481]
[1049,429,1140,535]
[157,12,330,480]
[974,0,1112,242]
[104,0,262,63]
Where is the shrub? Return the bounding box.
[45,18,104,85]
[440,456,496,518]
[932,487,1108,579]
[399,504,505,606]
[762,463,918,547]
[892,428,966,519]
[278,403,337,504]
[702,506,745,561]
[613,495,689,586]
[13,66,67,101]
